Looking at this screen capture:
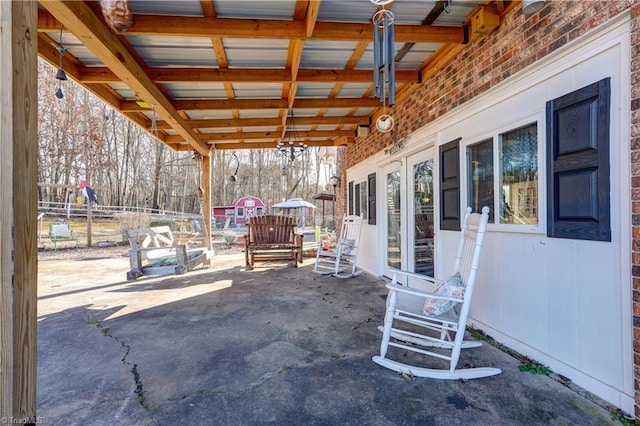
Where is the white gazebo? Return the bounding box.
[273,198,316,229]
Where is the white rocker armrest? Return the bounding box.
[385,282,464,304]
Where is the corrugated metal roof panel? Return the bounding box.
[289,108,320,119]
[107,83,135,99]
[397,42,442,70]
[318,1,377,23]
[296,83,334,99]
[288,126,313,134]
[128,0,204,16]
[37,0,494,152]
[336,83,371,98]
[353,108,376,116]
[233,83,283,99]
[300,40,359,69]
[223,38,289,68]
[163,82,227,99]
[290,109,321,117]
[46,32,103,66]
[239,110,281,119]
[126,35,217,67]
[214,0,295,19]
[390,1,439,24]
[434,2,479,26]
[354,42,405,70]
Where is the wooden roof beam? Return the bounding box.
[37,11,466,44]
[78,67,420,84]
[202,138,354,151]
[164,129,355,143]
[128,17,465,43]
[120,97,381,112]
[281,1,319,133]
[151,116,370,130]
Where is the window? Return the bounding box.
[352,180,369,219]
[468,139,494,222]
[466,124,539,226]
[348,181,354,215]
[256,207,264,215]
[236,207,244,217]
[501,124,538,225]
[360,181,368,220]
[546,78,610,241]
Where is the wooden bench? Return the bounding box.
[244,215,303,270]
[49,222,78,251]
[126,225,212,280]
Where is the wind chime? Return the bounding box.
[372,1,395,133]
[54,26,70,99]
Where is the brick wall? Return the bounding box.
[336,0,640,418]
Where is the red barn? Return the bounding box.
[212,196,266,227]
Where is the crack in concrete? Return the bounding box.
[85,315,155,410]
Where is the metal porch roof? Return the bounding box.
[37,0,512,156]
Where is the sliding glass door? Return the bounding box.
[410,152,435,276]
[385,166,402,272]
[381,148,434,278]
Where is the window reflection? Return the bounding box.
[468,139,494,222]
[387,170,401,269]
[414,160,434,275]
[501,124,538,224]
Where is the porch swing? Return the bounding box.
[125,105,212,280]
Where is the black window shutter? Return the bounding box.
[348,181,354,215]
[546,78,611,241]
[368,172,376,225]
[440,137,462,231]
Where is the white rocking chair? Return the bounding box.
[313,215,363,278]
[372,206,500,380]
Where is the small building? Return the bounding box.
[212,196,266,226]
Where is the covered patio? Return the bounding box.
[37,249,615,424]
[4,0,640,421]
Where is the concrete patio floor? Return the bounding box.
[37,248,618,425]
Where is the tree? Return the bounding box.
[37,59,325,214]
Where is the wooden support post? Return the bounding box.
[202,153,213,265]
[0,0,38,419]
[87,201,92,247]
